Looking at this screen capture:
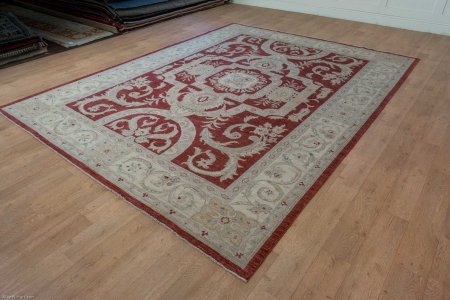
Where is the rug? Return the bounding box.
[0,24,418,281]
[4,5,113,48]
[13,0,228,32]
[0,11,47,66]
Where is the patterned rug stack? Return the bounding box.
[4,5,113,48]
[0,11,47,65]
[13,0,229,32]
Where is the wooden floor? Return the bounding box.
[1,4,449,299]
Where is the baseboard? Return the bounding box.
[232,0,450,36]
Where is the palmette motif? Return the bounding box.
[3,24,415,272]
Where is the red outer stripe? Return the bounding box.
[0,23,419,281]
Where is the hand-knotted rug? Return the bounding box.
[0,24,418,281]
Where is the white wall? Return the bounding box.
[232,0,450,35]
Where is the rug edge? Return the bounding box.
[234,23,419,61]
[0,23,420,281]
[0,107,251,282]
[239,57,420,278]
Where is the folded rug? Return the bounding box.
[113,0,214,18]
[13,0,228,32]
[108,0,169,10]
[0,11,47,66]
[13,0,121,32]
[120,0,226,29]
[4,5,114,48]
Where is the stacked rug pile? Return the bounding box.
[4,5,114,48]
[13,0,229,32]
[0,11,47,66]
